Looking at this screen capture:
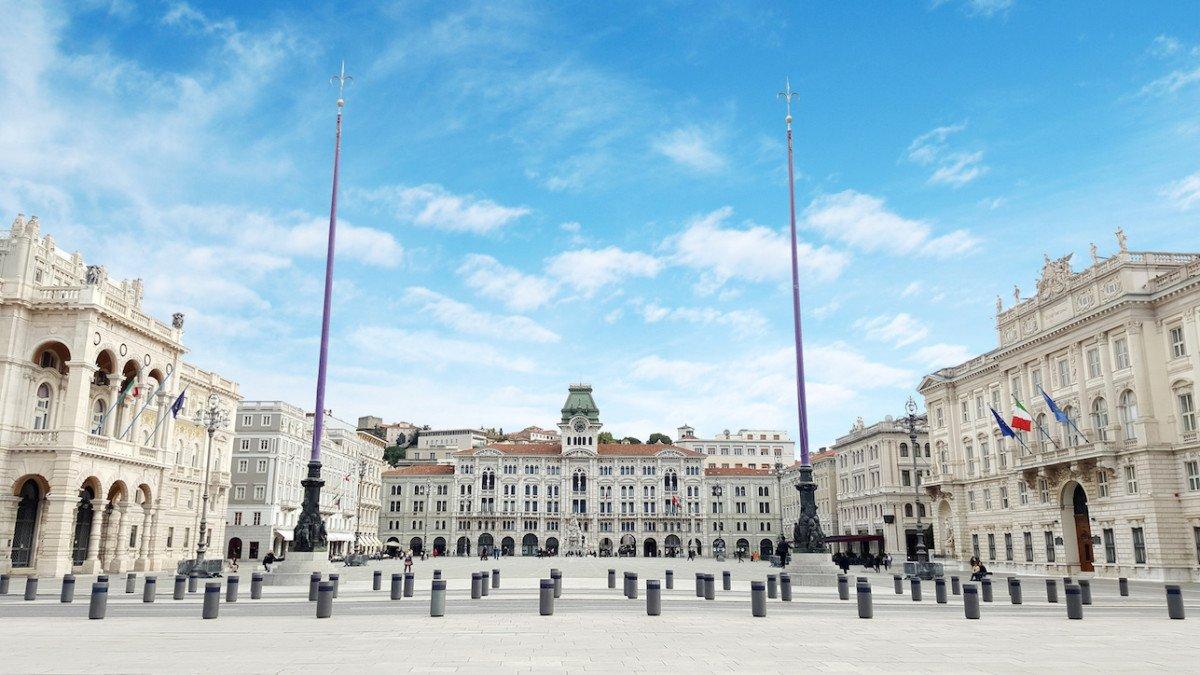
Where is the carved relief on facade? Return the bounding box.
[1023,317,1039,335]
[1099,276,1123,302]
[1075,289,1096,311]
[1036,253,1075,300]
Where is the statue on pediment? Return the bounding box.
[1115,227,1128,253]
[995,295,1003,314]
[1090,242,1099,264]
[1013,284,1021,304]
[1036,253,1074,298]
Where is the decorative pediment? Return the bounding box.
[655,449,685,458]
[1036,253,1075,300]
[563,448,597,458]
[474,448,504,457]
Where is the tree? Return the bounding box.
[383,445,406,467]
[598,431,615,444]
[648,432,672,445]
[621,436,642,444]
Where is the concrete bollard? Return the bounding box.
[722,570,731,591]
[1065,581,1084,619]
[894,574,903,594]
[704,574,715,601]
[910,576,922,601]
[608,569,616,589]
[751,580,767,617]
[935,577,947,604]
[1008,578,1022,605]
[550,569,561,598]
[492,568,500,589]
[309,572,321,601]
[391,573,403,600]
[0,573,9,595]
[404,572,414,598]
[981,578,993,602]
[647,579,661,616]
[1046,578,1058,603]
[767,574,778,599]
[857,581,873,619]
[1166,585,1185,620]
[695,572,703,597]
[316,581,334,618]
[665,569,673,590]
[329,573,340,599]
[202,582,220,619]
[88,582,108,619]
[251,572,263,600]
[481,571,490,597]
[430,579,446,617]
[24,577,38,601]
[188,571,198,593]
[951,575,961,595]
[143,576,156,603]
[1079,579,1092,605]
[625,572,635,599]
[471,573,482,599]
[630,573,640,600]
[1065,583,1083,619]
[539,579,554,616]
[61,574,75,603]
[781,573,793,602]
[125,572,136,594]
[373,570,382,591]
[963,583,980,619]
[837,574,849,600]
[174,574,186,600]
[1119,577,1129,597]
[225,575,239,603]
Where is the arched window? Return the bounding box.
[33,383,51,429]
[91,399,106,434]
[1062,406,1082,446]
[1091,398,1109,441]
[899,442,909,458]
[39,350,58,369]
[904,503,914,517]
[1119,390,1139,441]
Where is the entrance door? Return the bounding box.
[11,480,41,568]
[1075,513,1094,572]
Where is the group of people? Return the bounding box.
[969,556,991,581]
[832,550,893,574]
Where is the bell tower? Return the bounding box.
[558,383,601,453]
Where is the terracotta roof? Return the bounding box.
[811,450,837,461]
[382,464,455,477]
[455,442,704,458]
[598,443,703,457]
[704,467,773,476]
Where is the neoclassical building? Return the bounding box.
[380,384,784,559]
[921,234,1200,581]
[675,425,795,469]
[0,215,239,577]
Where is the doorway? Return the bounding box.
[1061,482,1094,573]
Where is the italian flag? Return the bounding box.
[1011,398,1033,432]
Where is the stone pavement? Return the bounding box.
[1,557,1197,673]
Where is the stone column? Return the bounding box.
[1073,342,1089,444]
[0,495,20,573]
[102,384,120,436]
[1127,321,1159,443]
[35,493,79,577]
[134,506,152,570]
[146,505,162,570]
[109,505,129,573]
[61,362,97,432]
[1098,332,1119,443]
[81,498,105,574]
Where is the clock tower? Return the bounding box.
[558,382,601,453]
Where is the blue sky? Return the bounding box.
[2,1,1198,449]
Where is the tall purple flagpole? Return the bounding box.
[294,62,353,554]
[780,78,827,553]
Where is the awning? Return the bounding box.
[274,529,294,541]
[384,539,402,548]
[327,532,354,542]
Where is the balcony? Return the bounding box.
[1015,440,1118,471]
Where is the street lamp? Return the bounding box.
[352,458,367,555]
[193,394,228,572]
[904,397,928,563]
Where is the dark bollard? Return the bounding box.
[608,569,616,589]
[704,573,715,601]
[1062,576,1072,588]
[404,572,414,598]
[981,578,993,602]
[625,572,635,599]
[329,573,340,599]
[767,574,778,599]
[550,569,561,598]
[430,579,446,617]
[390,573,402,600]
[1008,578,1022,605]
[61,574,76,603]
[935,577,947,604]
[225,575,239,603]
[694,573,703,597]
[647,579,661,616]
[188,571,198,593]
[309,572,321,601]
[665,569,673,590]
[97,574,109,584]
[630,572,640,600]
[471,573,482,599]
[894,574,903,594]
[433,569,442,580]
[963,583,980,619]
[174,574,186,600]
[492,568,500,589]
[373,570,382,591]
[143,576,156,603]
[0,573,9,595]
[202,582,220,619]
[1046,578,1059,603]
[781,573,792,602]
[1079,579,1091,605]
[722,570,731,591]
[1065,583,1083,619]
[251,572,263,600]
[857,581,873,619]
[480,571,490,597]
[23,577,38,601]
[910,576,922,601]
[837,574,849,600]
[951,575,961,595]
[751,580,767,617]
[316,581,334,618]
[125,572,136,594]
[539,579,554,616]
[1119,577,1129,597]
[88,582,107,619]
[1166,585,1185,620]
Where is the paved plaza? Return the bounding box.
[1,557,1197,673]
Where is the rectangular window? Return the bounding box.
[166,527,174,548]
[999,486,1009,509]
[261,414,271,426]
[1103,528,1116,563]
[242,415,252,427]
[253,485,265,500]
[987,533,996,560]
[1169,326,1187,359]
[1113,338,1130,369]
[237,459,248,473]
[1044,531,1056,562]
[901,470,911,487]
[129,525,138,549]
[1185,460,1200,491]
[968,491,976,511]
[1023,531,1034,562]
[234,512,243,525]
[249,542,259,559]
[1031,369,1043,393]
[1087,348,1101,379]
[1039,478,1049,503]
[252,512,262,526]
[961,400,970,423]
[257,459,268,473]
[1056,358,1071,387]
[1125,465,1138,494]
[1098,471,1109,497]
[983,488,992,510]
[1018,481,1028,505]
[1132,527,1146,564]
[234,485,246,500]
[1004,532,1013,561]
[971,534,980,559]
[1194,527,1200,564]
[1179,393,1196,433]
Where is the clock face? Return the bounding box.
[572,417,588,433]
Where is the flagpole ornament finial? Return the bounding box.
[331,61,353,109]
[778,77,798,126]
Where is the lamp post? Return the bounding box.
[193,394,228,572]
[352,458,367,555]
[904,397,928,563]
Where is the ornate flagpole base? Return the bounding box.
[266,460,333,586]
[789,465,838,585]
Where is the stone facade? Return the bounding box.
[380,385,784,559]
[675,425,795,469]
[0,214,239,576]
[920,236,1200,581]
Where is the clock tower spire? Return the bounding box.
[559,383,601,453]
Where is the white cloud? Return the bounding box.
[804,190,980,257]
[1149,35,1183,58]
[1140,65,1200,97]
[906,123,967,164]
[932,0,1013,18]
[900,282,923,298]
[271,216,403,268]
[603,308,623,324]
[807,342,915,388]
[458,254,558,312]
[811,300,841,319]
[854,313,930,348]
[546,246,662,296]
[349,326,538,372]
[1160,171,1200,210]
[559,221,581,233]
[352,183,530,234]
[929,151,988,187]
[906,123,988,187]
[640,302,768,336]
[667,206,849,292]
[403,287,560,344]
[911,343,974,370]
[652,126,728,173]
